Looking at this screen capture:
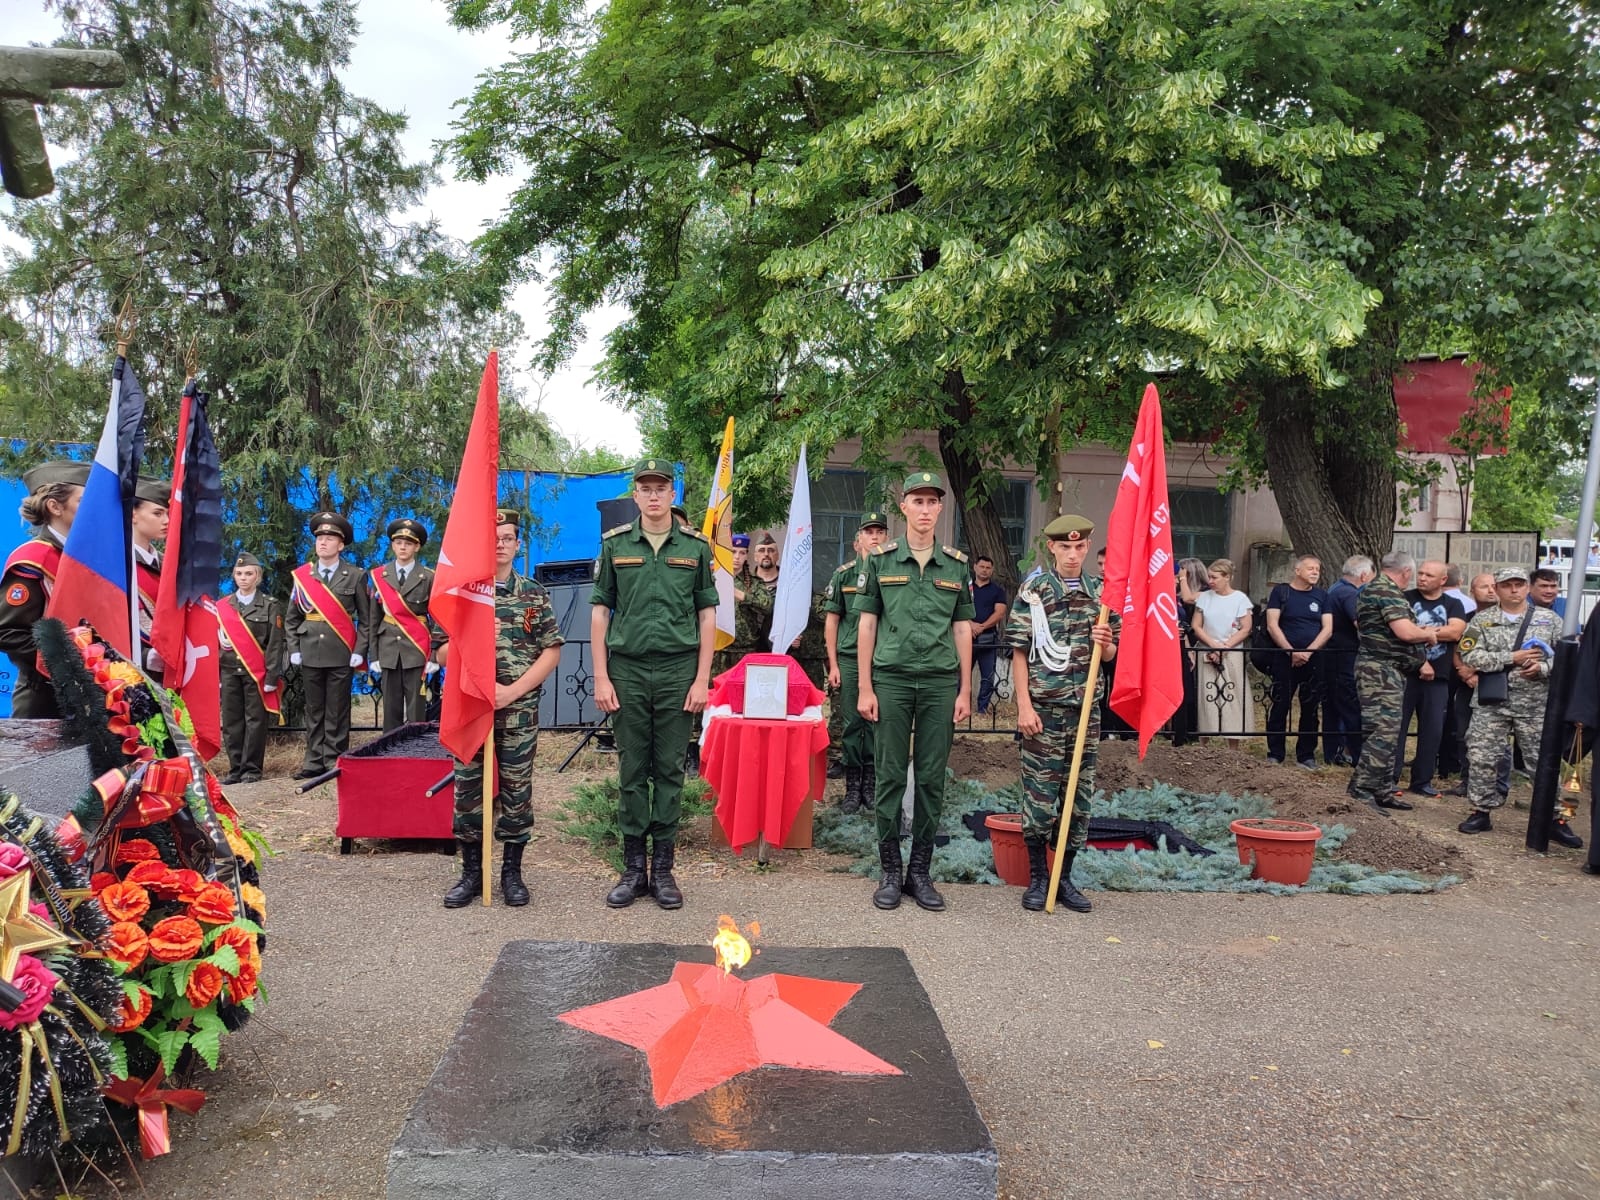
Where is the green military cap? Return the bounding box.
[756,531,778,547]
[496,508,521,530]
[234,551,262,569]
[309,510,353,543]
[1494,565,1529,583]
[387,517,428,545]
[1043,513,1094,543]
[901,470,945,496]
[632,457,673,483]
[21,461,89,492]
[859,509,889,530]
[134,477,171,507]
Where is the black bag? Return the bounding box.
[1474,607,1534,706]
[1249,601,1280,675]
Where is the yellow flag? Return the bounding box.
[703,418,736,651]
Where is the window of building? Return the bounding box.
[1169,487,1230,561]
[811,471,870,592]
[953,478,1031,568]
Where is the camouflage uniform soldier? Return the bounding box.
[824,510,889,812]
[1457,566,1571,839]
[714,535,772,678]
[1346,552,1439,812]
[1005,515,1118,913]
[440,511,565,909]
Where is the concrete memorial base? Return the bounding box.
[388,940,996,1200]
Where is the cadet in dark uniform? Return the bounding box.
[857,472,975,912]
[592,458,718,911]
[131,477,170,679]
[286,512,372,778]
[0,461,88,718]
[368,517,438,731]
[439,511,564,908]
[825,510,889,812]
[218,552,285,783]
[1006,515,1118,913]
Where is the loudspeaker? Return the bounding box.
[536,559,596,586]
[537,583,601,730]
[597,497,638,537]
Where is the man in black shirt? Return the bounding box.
[1265,555,1334,767]
[1323,555,1372,766]
[1393,559,1467,797]
[969,555,1009,716]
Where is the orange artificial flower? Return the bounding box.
[188,883,236,925]
[113,839,161,865]
[225,962,258,1005]
[89,872,117,895]
[147,916,204,963]
[170,869,205,903]
[240,883,267,923]
[185,962,224,1008]
[125,861,173,891]
[97,881,151,924]
[112,985,153,1032]
[105,922,149,970]
[213,925,261,974]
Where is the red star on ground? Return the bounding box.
[558,962,903,1107]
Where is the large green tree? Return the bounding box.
[448,0,1600,582]
[1,0,524,578]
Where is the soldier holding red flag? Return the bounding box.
[287,511,371,778]
[368,517,439,731]
[217,552,284,783]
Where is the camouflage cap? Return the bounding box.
[901,470,945,496]
[21,461,89,492]
[309,511,352,543]
[1494,565,1530,583]
[632,457,673,483]
[1043,514,1094,543]
[133,477,171,507]
[859,509,889,530]
[387,517,427,544]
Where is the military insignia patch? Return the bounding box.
[5,584,26,606]
[857,573,866,589]
[1459,633,1477,653]
[523,609,537,634]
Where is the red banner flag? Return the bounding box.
[429,352,501,762]
[1101,383,1184,756]
[152,383,222,761]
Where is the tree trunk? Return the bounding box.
[938,368,1018,594]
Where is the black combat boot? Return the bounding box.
[1021,836,1050,912]
[1551,819,1584,849]
[873,837,903,910]
[605,835,651,908]
[443,840,483,909]
[684,742,701,780]
[500,841,530,907]
[1055,849,1092,913]
[841,766,863,815]
[650,839,684,910]
[862,763,877,812]
[904,840,946,912]
[1458,809,1493,834]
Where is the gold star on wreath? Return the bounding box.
[0,870,69,983]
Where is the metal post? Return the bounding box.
[1561,380,1600,637]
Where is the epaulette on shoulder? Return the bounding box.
[873,542,893,555]
[602,524,633,539]
[677,524,708,542]
[943,546,967,563]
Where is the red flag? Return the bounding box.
[429,353,501,762]
[152,383,222,761]
[1101,383,1184,756]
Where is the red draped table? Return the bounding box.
[702,716,829,855]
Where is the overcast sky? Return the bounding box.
[2,0,642,456]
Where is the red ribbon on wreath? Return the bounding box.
[103,1063,207,1158]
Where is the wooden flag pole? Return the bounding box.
[482,728,496,906]
[1044,603,1110,914]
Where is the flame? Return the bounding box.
[711,914,754,975]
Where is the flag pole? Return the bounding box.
[482,728,496,906]
[1044,603,1109,913]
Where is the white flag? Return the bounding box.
[768,444,814,657]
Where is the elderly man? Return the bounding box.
[1393,560,1468,797]
[1324,555,1374,767]
[1347,552,1443,811]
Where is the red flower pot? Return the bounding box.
[985,814,1056,886]
[1230,818,1322,886]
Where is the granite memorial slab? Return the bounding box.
[388,940,996,1200]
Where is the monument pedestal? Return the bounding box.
[388,940,996,1200]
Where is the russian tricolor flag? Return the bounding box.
[46,358,147,661]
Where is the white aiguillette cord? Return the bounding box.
[1019,585,1076,673]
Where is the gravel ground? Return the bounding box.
[24,733,1600,1200]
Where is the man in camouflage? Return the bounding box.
[825,510,889,812]
[714,533,772,678]
[1457,566,1578,844]
[438,510,565,909]
[1346,551,1440,812]
[1006,515,1118,913]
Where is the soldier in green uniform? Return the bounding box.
[218,552,285,783]
[368,517,439,731]
[438,510,565,908]
[857,472,975,912]
[0,461,88,718]
[825,510,889,812]
[1006,515,1118,913]
[286,512,373,779]
[592,459,718,911]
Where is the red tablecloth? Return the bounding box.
[701,716,829,854]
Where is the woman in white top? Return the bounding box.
[1191,558,1254,738]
